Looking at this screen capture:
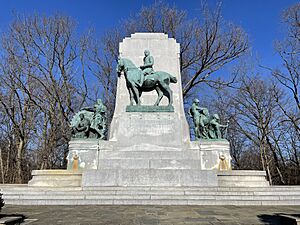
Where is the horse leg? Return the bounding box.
[160,83,173,106]
[126,82,134,105]
[129,88,134,105]
[131,85,141,105]
[154,86,163,106]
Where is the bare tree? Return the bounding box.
[272,3,300,133]
[89,1,248,118]
[214,75,287,184]
[86,30,121,121]
[0,54,37,183]
[0,13,89,182]
[132,3,248,97]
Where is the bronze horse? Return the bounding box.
[116,57,177,106]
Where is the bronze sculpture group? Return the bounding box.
[70,50,228,141]
[189,98,228,140]
[71,99,107,139]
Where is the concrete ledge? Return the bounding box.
[28,170,82,187]
[218,170,267,176]
[218,170,269,187]
[31,170,82,176]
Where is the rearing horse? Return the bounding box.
[116,57,177,106]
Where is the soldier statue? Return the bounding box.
[139,49,154,86]
[189,99,210,140]
[208,114,228,139]
[72,114,91,138]
[70,99,107,139]
[81,99,107,139]
[189,99,228,140]
[199,108,210,139]
[189,99,201,139]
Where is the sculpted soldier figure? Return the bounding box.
[139,49,154,86]
[81,99,107,139]
[189,99,201,139]
[92,99,107,139]
[72,114,91,138]
[190,99,227,140]
[70,99,107,139]
[208,114,228,139]
[199,108,210,139]
[189,99,211,140]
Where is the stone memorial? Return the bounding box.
[28,33,269,193]
[63,33,232,188]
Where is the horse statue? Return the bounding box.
[116,57,177,106]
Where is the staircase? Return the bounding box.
[2,185,300,205]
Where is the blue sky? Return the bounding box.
[0,0,298,69]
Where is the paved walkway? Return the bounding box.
[1,205,300,225]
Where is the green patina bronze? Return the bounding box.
[139,49,154,86]
[209,114,228,139]
[70,99,107,139]
[189,98,228,140]
[116,50,177,109]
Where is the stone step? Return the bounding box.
[2,185,300,192]
[2,186,300,193]
[80,185,300,191]
[218,176,267,181]
[218,181,270,187]
[97,158,202,169]
[3,185,300,205]
[218,170,267,176]
[4,188,300,196]
[1,187,300,195]
[3,191,300,199]
[5,193,300,200]
[4,198,300,206]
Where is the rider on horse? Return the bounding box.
[139,49,154,87]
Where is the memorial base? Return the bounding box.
[82,169,217,187]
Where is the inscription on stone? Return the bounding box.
[128,113,173,136]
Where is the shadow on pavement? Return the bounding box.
[258,213,299,225]
[0,213,26,224]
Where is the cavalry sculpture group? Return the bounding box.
[71,50,228,140]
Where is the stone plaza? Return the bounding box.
[2,205,300,224]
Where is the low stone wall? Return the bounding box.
[28,170,82,187]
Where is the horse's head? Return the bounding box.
[116,57,137,76]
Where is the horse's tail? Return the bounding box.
[170,75,177,83]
